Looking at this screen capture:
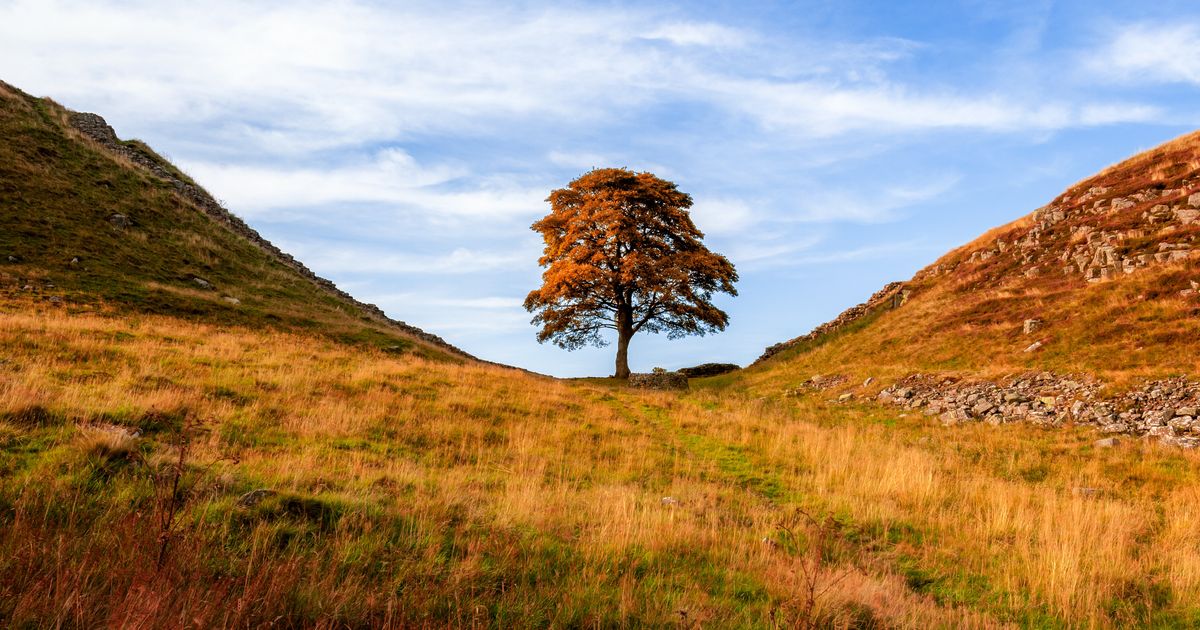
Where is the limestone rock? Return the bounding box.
[677,363,740,378]
[629,371,689,391]
[237,488,278,508]
[877,373,1200,446]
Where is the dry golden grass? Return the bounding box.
[3,304,1200,627]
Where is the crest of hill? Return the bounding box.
[0,80,477,362]
[750,129,1200,386]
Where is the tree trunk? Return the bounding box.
[614,309,633,378]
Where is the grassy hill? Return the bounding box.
[747,131,1200,389]
[5,82,1200,627]
[0,81,468,361]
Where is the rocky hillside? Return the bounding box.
[746,130,1200,444]
[0,80,472,361]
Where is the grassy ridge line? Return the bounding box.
[0,79,477,363]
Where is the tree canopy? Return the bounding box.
[524,168,738,378]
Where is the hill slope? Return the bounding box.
[0,80,470,361]
[745,130,1200,440]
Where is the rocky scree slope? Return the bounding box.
[0,80,473,360]
[751,130,1200,443]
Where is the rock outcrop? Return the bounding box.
[876,372,1200,447]
[915,183,1200,289]
[629,371,689,390]
[784,373,848,396]
[677,363,740,378]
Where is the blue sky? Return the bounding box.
[4,0,1200,376]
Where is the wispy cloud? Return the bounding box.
[640,22,750,48]
[788,174,963,224]
[777,240,935,267]
[367,294,523,310]
[0,0,1161,156]
[183,151,548,222]
[1084,22,1200,85]
[285,245,534,276]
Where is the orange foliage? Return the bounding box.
[524,168,738,377]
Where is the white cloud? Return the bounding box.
[1086,23,1200,85]
[778,240,933,266]
[787,175,962,223]
[689,197,758,236]
[714,231,829,272]
[641,22,750,48]
[369,294,523,310]
[0,0,1161,159]
[287,245,533,275]
[547,151,614,170]
[705,78,1159,136]
[182,150,547,220]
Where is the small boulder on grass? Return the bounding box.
[677,363,740,378]
[237,488,278,508]
[629,371,689,390]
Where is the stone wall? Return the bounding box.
[877,372,1200,448]
[755,281,907,364]
[629,371,689,390]
[677,363,740,378]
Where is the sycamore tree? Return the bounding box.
[524,168,738,378]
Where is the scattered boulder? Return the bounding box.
[5,255,18,263]
[222,296,241,305]
[1022,319,1042,335]
[236,488,278,508]
[878,373,1200,446]
[108,213,130,228]
[1094,437,1119,448]
[660,496,678,506]
[629,371,689,391]
[1023,341,1043,353]
[677,363,740,378]
[785,374,851,397]
[192,277,213,290]
[1189,192,1200,208]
